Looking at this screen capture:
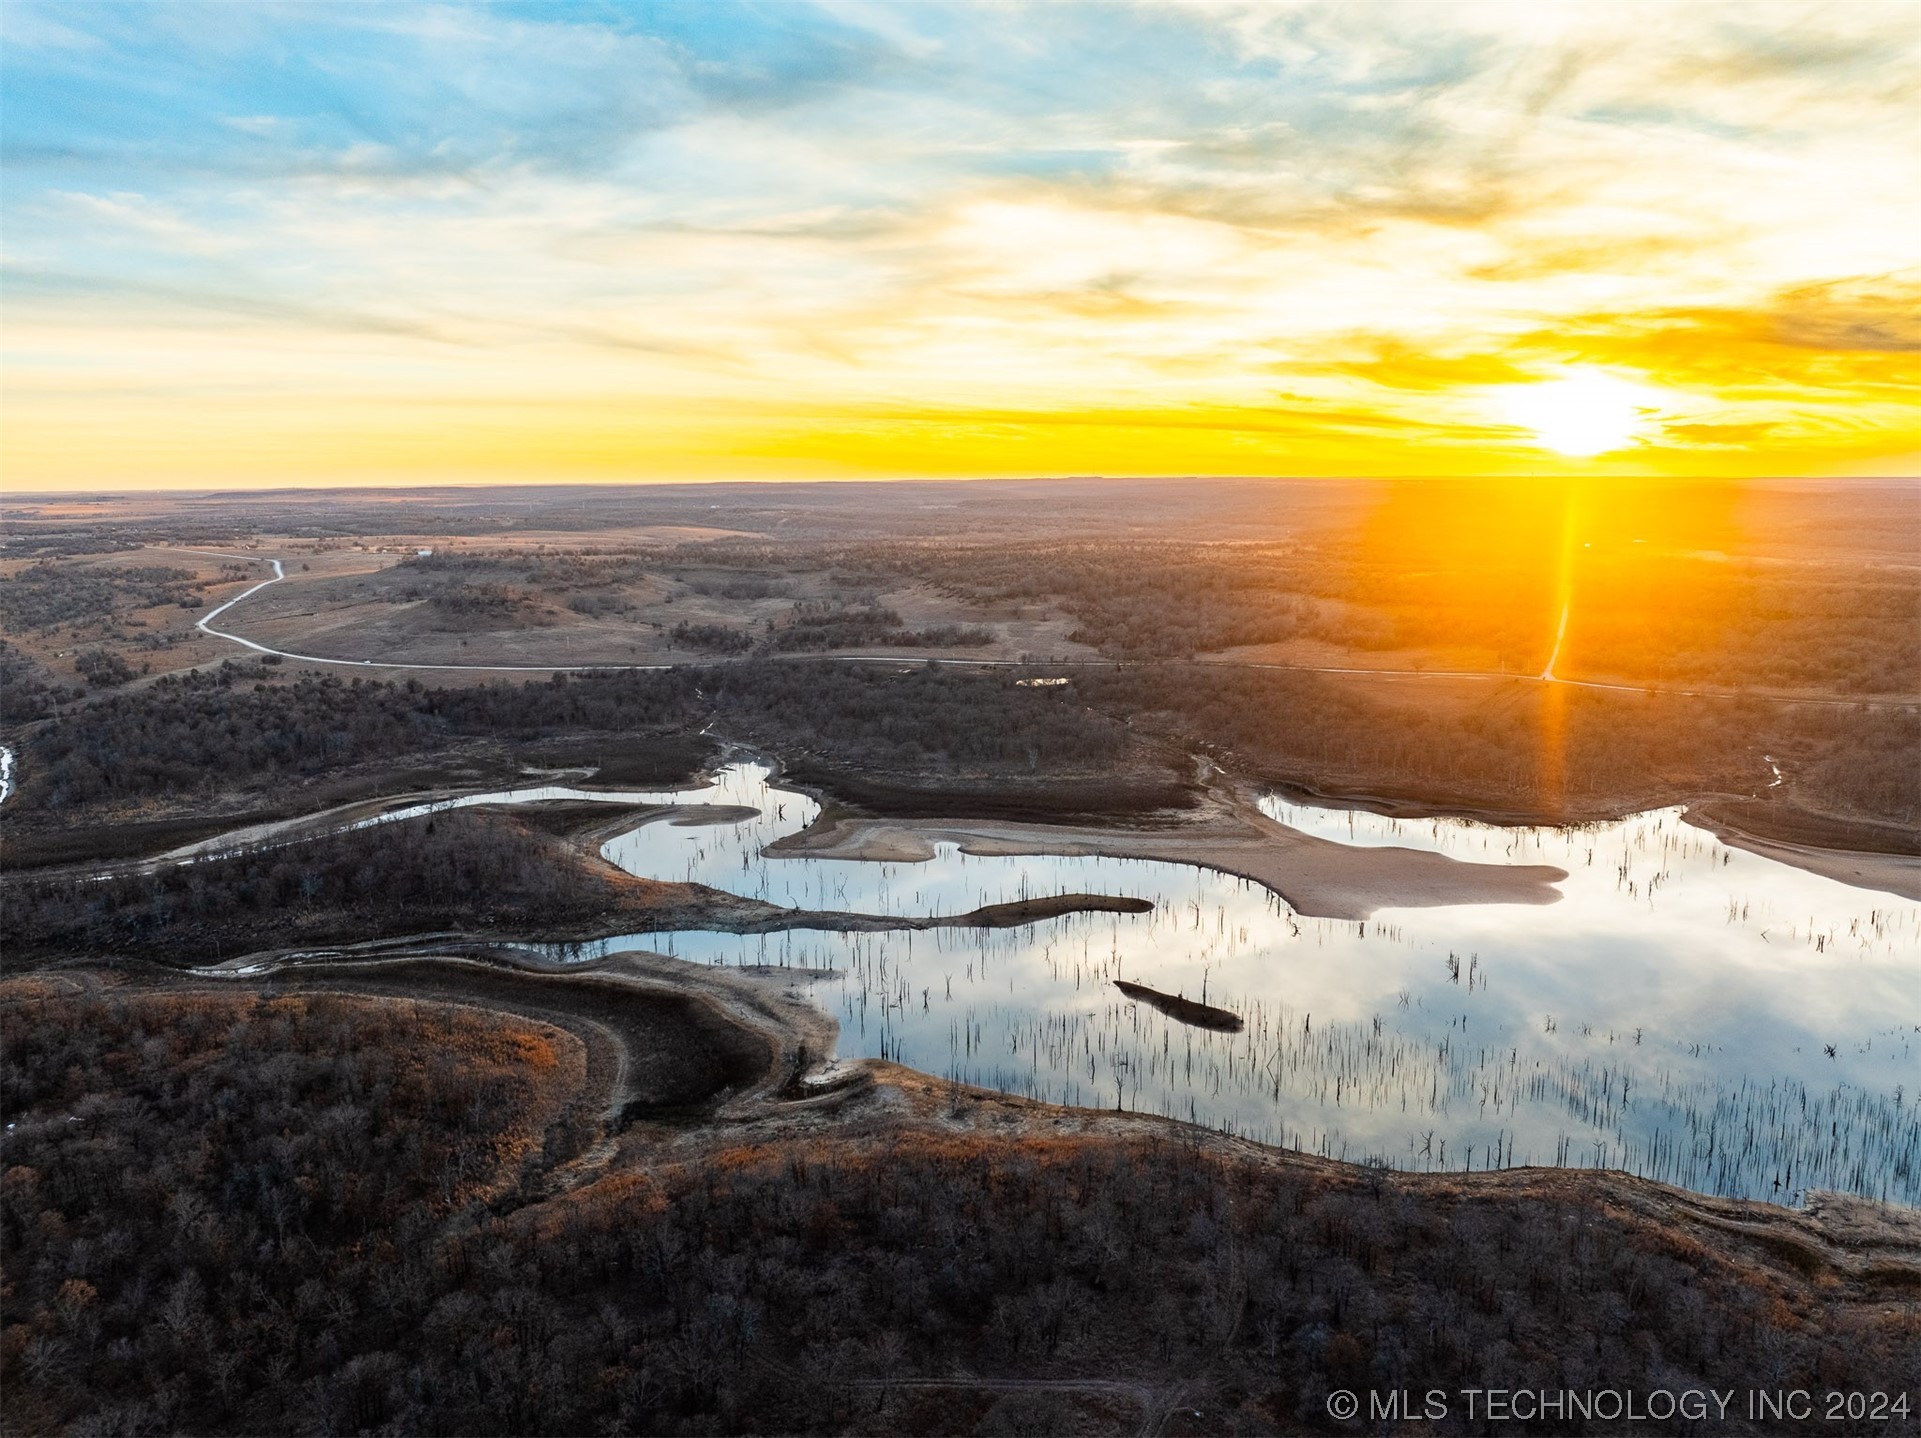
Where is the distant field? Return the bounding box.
[3,479,1915,852]
[6,477,1912,690]
[224,547,1086,668]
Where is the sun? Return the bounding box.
[1496,370,1656,457]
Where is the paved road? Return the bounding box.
[178,549,1919,708]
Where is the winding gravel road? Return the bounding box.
[178,549,1917,708]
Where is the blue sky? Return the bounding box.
[4,0,1917,485]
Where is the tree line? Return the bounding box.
[10,653,1910,855]
[0,564,207,635]
[10,661,1131,821]
[1,810,635,964]
[1071,663,1921,832]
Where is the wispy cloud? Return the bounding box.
[3,0,1916,487]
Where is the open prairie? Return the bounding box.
[6,479,1915,855]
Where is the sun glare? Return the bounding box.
[1498,370,1656,457]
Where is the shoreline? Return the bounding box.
[1697,822,1920,902]
[23,951,1919,1239]
[7,741,1912,914]
[7,704,1912,899]
[1686,802,1920,901]
[765,782,1569,921]
[1207,775,1921,901]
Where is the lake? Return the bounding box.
[409,761,1914,1205]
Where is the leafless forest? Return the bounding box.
[3,480,1917,1436]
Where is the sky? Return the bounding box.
[2,0,1918,489]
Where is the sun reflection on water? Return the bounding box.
[480,763,1921,1204]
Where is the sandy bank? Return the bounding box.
[1706,828,1921,901]
[766,790,1567,921]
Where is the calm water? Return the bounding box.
[464,762,1912,1205]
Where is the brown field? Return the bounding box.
[13,478,1913,691]
[0,545,267,690]
[228,548,1096,669]
[4,477,1915,875]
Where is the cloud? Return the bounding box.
[1318,342,1537,393]
[0,5,103,50]
[1660,422,1781,446]
[1,265,478,346]
[3,0,1917,485]
[1502,293,1921,397]
[1769,274,1921,353]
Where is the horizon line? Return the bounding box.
[9,472,1918,502]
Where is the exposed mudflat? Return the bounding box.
[768,789,1568,921]
[1701,824,1921,901]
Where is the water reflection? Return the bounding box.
[540,763,1915,1206]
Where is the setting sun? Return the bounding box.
[3,6,1919,1423]
[4,2,1918,487]
[1496,371,1661,458]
